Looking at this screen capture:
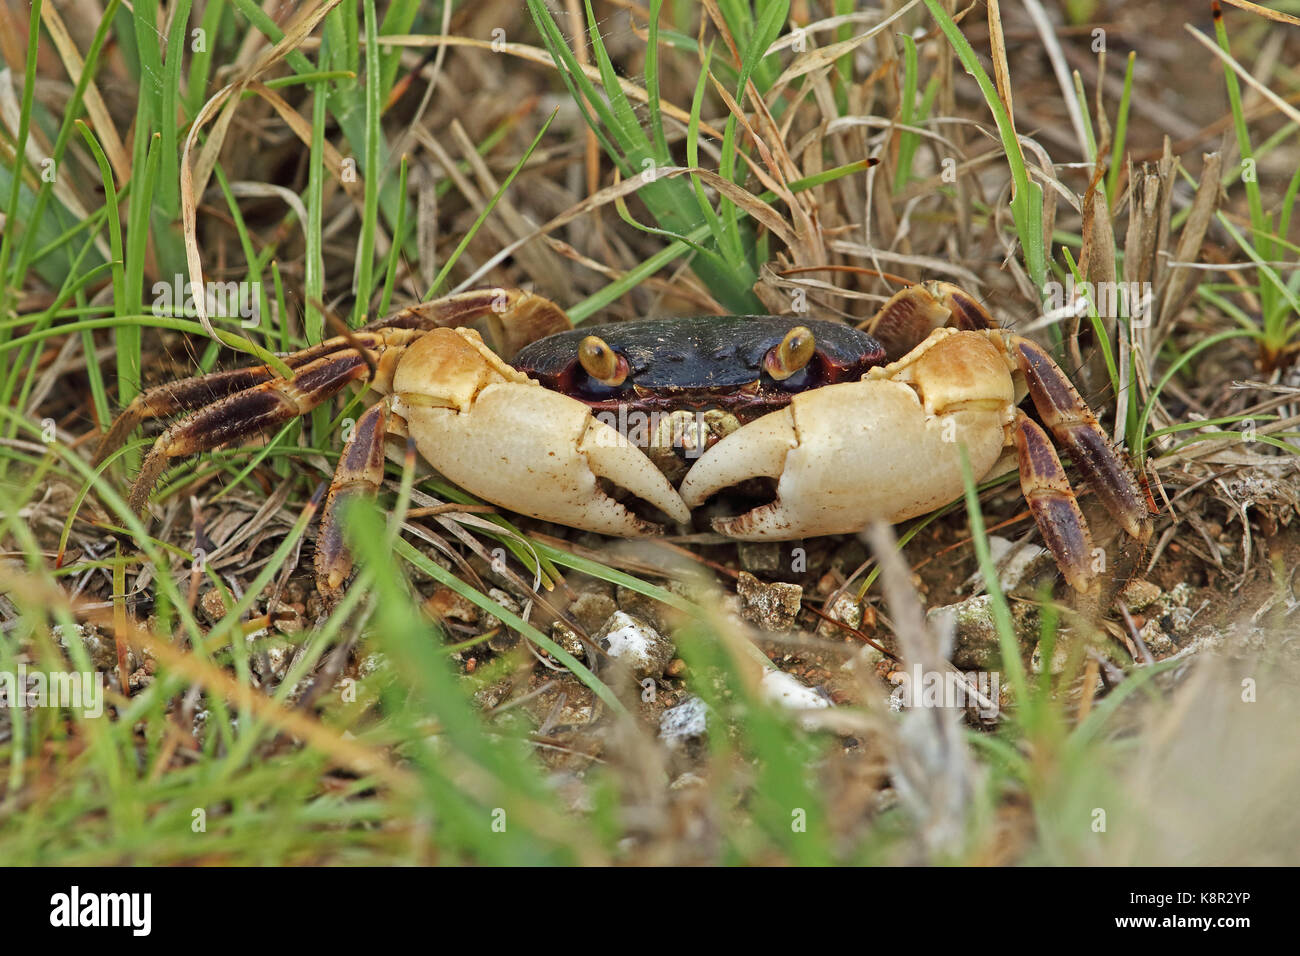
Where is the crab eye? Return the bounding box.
[578,335,629,387]
[763,326,816,381]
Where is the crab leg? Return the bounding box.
[315,400,395,600]
[94,366,286,467]
[123,331,417,513]
[1011,410,1096,592]
[96,288,568,465]
[367,288,571,360]
[1008,336,1152,543]
[92,331,411,467]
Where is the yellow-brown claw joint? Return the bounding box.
[763,326,815,380]
[1011,336,1152,544]
[1012,412,1097,594]
[933,282,996,333]
[374,289,572,360]
[862,281,998,363]
[578,335,629,386]
[863,285,951,361]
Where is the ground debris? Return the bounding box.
[735,571,802,631]
[596,610,674,681]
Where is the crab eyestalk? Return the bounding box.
[763,326,816,380]
[578,334,629,386]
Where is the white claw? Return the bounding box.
[677,409,796,505]
[402,381,690,535]
[579,417,692,525]
[679,378,1007,540]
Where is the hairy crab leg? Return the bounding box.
[94,366,286,467]
[1012,410,1097,592]
[95,288,568,465]
[1008,335,1152,543]
[92,332,406,467]
[315,399,394,602]
[124,329,421,513]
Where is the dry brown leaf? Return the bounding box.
[1216,0,1300,26]
[181,0,344,342]
[1158,154,1222,334]
[985,0,1020,162]
[39,1,130,183]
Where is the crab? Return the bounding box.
[93,283,1152,606]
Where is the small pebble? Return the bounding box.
[760,670,831,714]
[735,571,802,631]
[817,591,864,638]
[737,541,783,574]
[425,585,480,624]
[596,611,674,680]
[551,621,587,661]
[1118,578,1162,613]
[199,588,228,622]
[659,696,709,747]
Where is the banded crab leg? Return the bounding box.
[91,336,364,468]
[117,328,423,513]
[867,282,1153,590]
[314,399,400,601]
[1008,336,1152,544]
[1011,410,1097,592]
[93,286,571,495]
[94,289,570,466]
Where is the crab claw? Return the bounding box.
[394,328,690,535]
[679,330,1012,539]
